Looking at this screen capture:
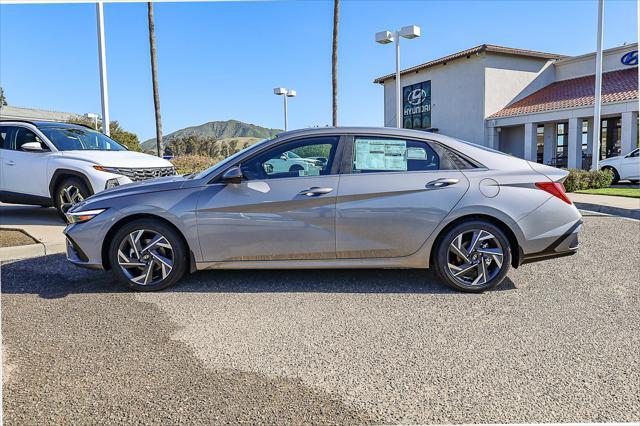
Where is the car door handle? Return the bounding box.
[426,178,459,188]
[5,160,15,166]
[298,187,334,196]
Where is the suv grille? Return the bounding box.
[116,167,176,181]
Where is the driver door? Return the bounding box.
[196,135,343,262]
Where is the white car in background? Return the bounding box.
[0,120,175,217]
[264,150,325,175]
[600,148,640,183]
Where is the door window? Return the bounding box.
[13,127,47,151]
[351,136,440,173]
[240,136,340,180]
[0,126,10,150]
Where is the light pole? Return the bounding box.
[274,87,296,131]
[96,1,110,136]
[375,25,421,128]
[85,112,99,130]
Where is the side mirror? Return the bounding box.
[21,142,46,152]
[221,166,243,184]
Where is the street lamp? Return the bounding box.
[274,87,296,131]
[85,112,99,130]
[375,25,421,128]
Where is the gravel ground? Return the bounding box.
[2,213,639,424]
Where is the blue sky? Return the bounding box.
[0,0,637,141]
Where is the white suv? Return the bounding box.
[0,120,175,217]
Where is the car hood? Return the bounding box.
[599,155,621,164]
[77,175,189,207]
[58,150,174,168]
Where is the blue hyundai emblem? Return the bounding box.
[621,50,638,66]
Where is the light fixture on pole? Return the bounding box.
[274,87,296,131]
[85,112,99,130]
[375,25,421,128]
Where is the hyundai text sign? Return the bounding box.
[403,81,431,129]
[621,50,638,66]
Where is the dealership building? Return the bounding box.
[375,43,638,168]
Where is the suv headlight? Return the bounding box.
[65,208,106,224]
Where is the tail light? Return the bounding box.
[535,182,572,205]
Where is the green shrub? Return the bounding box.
[170,155,217,175]
[563,168,613,192]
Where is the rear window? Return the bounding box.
[351,136,441,173]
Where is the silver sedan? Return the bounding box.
[64,127,582,292]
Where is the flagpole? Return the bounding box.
[591,0,604,170]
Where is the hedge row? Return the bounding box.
[563,169,613,193]
[170,155,218,175]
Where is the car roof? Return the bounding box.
[276,126,438,139]
[0,120,90,130]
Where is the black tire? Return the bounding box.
[603,167,620,184]
[289,164,304,172]
[54,177,90,218]
[433,220,512,293]
[108,219,188,291]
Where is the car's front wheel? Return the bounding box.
[433,221,512,292]
[108,219,188,291]
[602,166,620,184]
[54,177,90,218]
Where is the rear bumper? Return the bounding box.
[519,219,581,266]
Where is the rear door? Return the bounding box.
[1,126,51,197]
[335,135,469,259]
[196,135,343,262]
[620,149,639,180]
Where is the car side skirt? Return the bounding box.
[0,190,53,207]
[196,255,427,271]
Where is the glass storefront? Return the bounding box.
[600,118,621,159]
[556,123,568,167]
[536,125,544,163]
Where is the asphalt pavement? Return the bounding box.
[1,213,639,424]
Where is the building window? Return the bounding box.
[402,81,431,130]
[600,118,621,159]
[556,123,568,168]
[536,125,544,164]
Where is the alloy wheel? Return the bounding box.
[59,185,85,212]
[117,229,174,286]
[446,229,504,287]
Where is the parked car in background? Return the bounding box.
[599,148,640,183]
[0,120,175,217]
[63,127,582,293]
[264,150,324,175]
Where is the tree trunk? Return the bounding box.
[148,1,163,157]
[331,0,339,127]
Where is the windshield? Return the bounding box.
[41,127,127,151]
[192,136,277,179]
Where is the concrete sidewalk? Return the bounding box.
[568,193,640,220]
[0,203,66,261]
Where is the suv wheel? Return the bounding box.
[54,177,90,218]
[434,220,512,292]
[108,219,187,291]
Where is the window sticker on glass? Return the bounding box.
[407,147,427,160]
[355,139,407,171]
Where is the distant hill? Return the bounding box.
[141,119,281,153]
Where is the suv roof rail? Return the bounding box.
[0,119,37,125]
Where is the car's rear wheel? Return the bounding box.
[108,219,187,291]
[434,220,512,292]
[54,177,90,218]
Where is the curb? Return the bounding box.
[0,228,66,261]
[574,202,640,220]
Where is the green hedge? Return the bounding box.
[563,169,613,193]
[170,155,218,175]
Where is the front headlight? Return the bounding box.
[65,209,106,224]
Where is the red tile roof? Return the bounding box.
[489,67,638,119]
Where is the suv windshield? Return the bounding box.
[40,127,127,151]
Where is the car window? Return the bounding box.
[628,149,639,158]
[351,136,441,173]
[14,127,47,151]
[39,127,127,151]
[240,136,340,181]
[0,126,10,150]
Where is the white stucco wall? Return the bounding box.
[555,43,638,81]
[383,53,487,144]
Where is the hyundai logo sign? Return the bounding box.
[621,50,638,66]
[407,88,427,106]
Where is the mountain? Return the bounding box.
[141,119,281,152]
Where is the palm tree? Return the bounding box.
[331,0,339,127]
[148,1,163,157]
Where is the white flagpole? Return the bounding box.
[96,1,110,136]
[591,0,604,170]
